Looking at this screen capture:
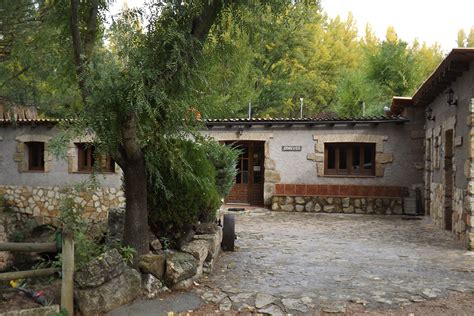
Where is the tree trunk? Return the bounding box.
[116,114,150,258]
[121,153,149,257]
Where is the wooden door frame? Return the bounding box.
[223,140,265,205]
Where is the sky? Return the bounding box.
[321,0,474,52]
[110,0,474,52]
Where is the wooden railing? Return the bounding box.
[0,230,74,315]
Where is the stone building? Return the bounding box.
[2,49,473,251]
[391,48,474,250]
[0,106,124,225]
[203,111,425,215]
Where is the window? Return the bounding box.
[76,143,115,172]
[26,142,45,171]
[324,143,375,176]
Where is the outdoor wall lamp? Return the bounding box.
[425,107,435,121]
[445,88,458,106]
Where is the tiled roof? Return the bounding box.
[204,116,408,127]
[0,118,73,125]
[0,99,38,121]
[1,116,408,127]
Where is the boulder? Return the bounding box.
[74,248,126,289]
[75,268,142,316]
[164,252,198,285]
[142,273,165,299]
[193,227,222,263]
[138,253,166,280]
[181,240,209,264]
[150,238,163,252]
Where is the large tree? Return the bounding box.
[66,0,292,257]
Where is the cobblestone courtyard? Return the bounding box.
[196,209,474,314]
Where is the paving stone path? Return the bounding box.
[194,209,474,314]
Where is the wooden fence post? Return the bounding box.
[61,229,74,315]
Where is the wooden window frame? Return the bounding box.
[26,142,45,172]
[324,142,376,177]
[76,143,115,173]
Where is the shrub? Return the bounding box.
[148,138,228,246]
[202,138,239,198]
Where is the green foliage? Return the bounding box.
[202,138,239,197]
[0,1,84,115]
[148,138,222,244]
[117,246,136,265]
[57,196,104,270]
[456,27,474,47]
[7,218,37,242]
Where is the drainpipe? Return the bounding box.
[300,97,304,119]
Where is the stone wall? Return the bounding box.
[430,182,445,228]
[0,185,125,224]
[272,196,403,215]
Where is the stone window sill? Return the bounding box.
[321,174,376,178]
[71,171,116,175]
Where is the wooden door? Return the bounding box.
[225,141,265,205]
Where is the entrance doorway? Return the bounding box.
[225,141,265,205]
[444,129,454,231]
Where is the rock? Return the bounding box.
[421,288,439,299]
[181,240,209,264]
[393,204,403,215]
[138,253,166,280]
[354,199,361,208]
[410,296,426,302]
[295,205,305,212]
[193,227,222,263]
[172,278,194,290]
[282,204,294,212]
[74,248,126,289]
[229,292,255,304]
[320,300,346,313]
[305,201,314,212]
[295,197,305,204]
[201,290,228,304]
[301,296,314,307]
[142,273,164,299]
[255,293,277,308]
[323,205,335,213]
[314,203,322,212]
[75,268,142,316]
[149,234,162,252]
[219,297,233,311]
[282,298,309,313]
[196,222,219,234]
[164,252,198,285]
[343,205,354,213]
[376,298,393,305]
[106,207,125,245]
[259,304,284,316]
[1,305,60,316]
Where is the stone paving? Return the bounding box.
[195,209,474,314]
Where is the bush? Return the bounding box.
[148,138,236,246]
[202,139,239,198]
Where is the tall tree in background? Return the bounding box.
[457,27,474,47]
[0,1,81,114]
